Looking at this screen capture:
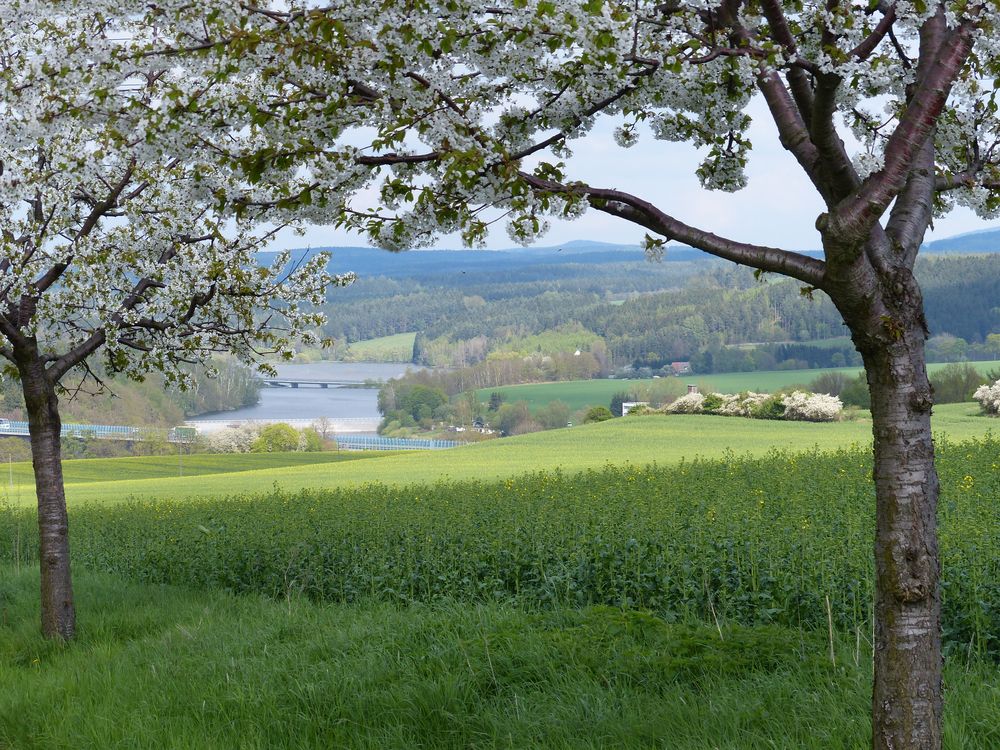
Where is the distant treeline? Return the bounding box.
[319,254,1000,373]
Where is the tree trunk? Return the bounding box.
[857,316,941,750]
[18,356,75,640]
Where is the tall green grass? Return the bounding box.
[1,568,998,749]
[4,438,999,657]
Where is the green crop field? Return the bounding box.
[478,360,1000,412]
[344,331,416,362]
[8,438,996,650]
[0,402,991,507]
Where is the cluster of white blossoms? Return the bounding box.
[205,424,264,454]
[663,390,842,421]
[228,0,1000,251]
[973,381,1000,415]
[713,392,770,418]
[665,392,706,414]
[780,391,844,422]
[0,2,352,389]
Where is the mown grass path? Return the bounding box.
[0,451,378,505]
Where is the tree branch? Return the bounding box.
[807,73,863,208]
[935,170,1000,192]
[758,0,816,127]
[520,172,826,287]
[831,19,977,241]
[847,5,897,61]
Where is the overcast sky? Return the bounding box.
[271,100,999,253]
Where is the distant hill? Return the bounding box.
[261,225,1000,280]
[922,227,1000,254]
[257,240,716,282]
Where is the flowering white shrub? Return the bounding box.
[781,391,843,422]
[665,392,705,414]
[715,392,769,417]
[974,381,1000,415]
[206,424,263,453]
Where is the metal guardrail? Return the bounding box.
[334,435,461,451]
[0,420,460,449]
[0,420,194,443]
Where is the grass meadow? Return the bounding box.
[3,568,1000,749]
[477,360,1000,413]
[0,401,988,507]
[0,450,377,491]
[2,410,1000,747]
[5,439,1000,653]
[2,436,1000,747]
[343,332,416,362]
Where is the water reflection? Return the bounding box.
[203,362,424,421]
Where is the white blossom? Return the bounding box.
[974,381,1000,415]
[665,392,705,413]
[780,391,844,422]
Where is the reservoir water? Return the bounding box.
[201,362,423,421]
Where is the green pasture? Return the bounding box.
[0,401,989,507]
[5,436,1000,746]
[0,451,377,500]
[478,360,1000,412]
[3,569,998,749]
[731,336,855,350]
[344,331,416,362]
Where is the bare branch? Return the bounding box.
[520,171,826,287]
[847,5,897,61]
[831,19,977,241]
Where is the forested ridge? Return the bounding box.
[318,253,1000,372]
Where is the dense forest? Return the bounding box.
[317,252,1000,373]
[0,359,259,427]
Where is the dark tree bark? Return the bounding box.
[16,347,75,640]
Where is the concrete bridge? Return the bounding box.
[257,378,370,389]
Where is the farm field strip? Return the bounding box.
[0,451,379,491]
[477,360,1000,412]
[12,402,991,507]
